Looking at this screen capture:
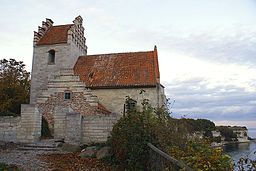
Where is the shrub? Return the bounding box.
[108,99,158,170]
[169,140,232,171]
[108,97,233,170]
[107,98,189,170]
[0,163,20,171]
[216,126,237,141]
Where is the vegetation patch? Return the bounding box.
[0,163,20,171]
[107,97,234,170]
[0,58,30,116]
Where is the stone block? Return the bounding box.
[96,146,111,159]
[61,143,81,152]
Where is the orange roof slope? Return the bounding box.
[74,47,160,88]
[37,24,73,45]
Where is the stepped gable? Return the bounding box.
[36,24,73,45]
[74,46,160,88]
[36,68,111,126]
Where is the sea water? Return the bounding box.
[223,129,256,170]
[248,128,256,139]
[224,141,256,170]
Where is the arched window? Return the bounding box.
[48,49,55,64]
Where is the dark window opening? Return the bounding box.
[124,97,137,114]
[48,50,55,64]
[64,92,71,100]
[88,72,94,79]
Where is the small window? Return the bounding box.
[48,50,55,64]
[64,92,71,100]
[125,97,137,113]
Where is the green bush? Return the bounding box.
[107,98,189,170]
[108,99,158,170]
[0,163,20,171]
[108,97,233,170]
[169,140,232,171]
[216,126,237,141]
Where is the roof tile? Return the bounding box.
[37,24,73,45]
[74,49,160,88]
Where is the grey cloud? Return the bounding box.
[124,25,256,66]
[166,79,256,122]
[163,28,256,66]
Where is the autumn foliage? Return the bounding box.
[169,140,232,170]
[0,58,30,116]
[108,97,233,170]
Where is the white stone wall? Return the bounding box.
[30,17,87,104]
[30,44,70,103]
[53,106,117,145]
[65,113,82,145]
[0,106,42,143]
[82,115,117,144]
[91,86,166,116]
[0,116,21,142]
[17,104,42,143]
[53,106,68,140]
[30,41,86,103]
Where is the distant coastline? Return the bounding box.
[248,128,256,139]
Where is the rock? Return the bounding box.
[56,142,64,147]
[86,146,98,151]
[96,146,111,159]
[61,143,81,152]
[0,141,6,149]
[79,146,98,158]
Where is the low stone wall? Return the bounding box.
[17,104,42,143]
[82,115,117,144]
[65,113,82,145]
[0,116,21,142]
[53,107,117,145]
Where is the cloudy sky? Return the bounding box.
[1,0,256,128]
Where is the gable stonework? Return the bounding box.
[36,68,115,139]
[30,16,87,104]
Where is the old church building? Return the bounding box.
[0,16,166,145]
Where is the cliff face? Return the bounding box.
[230,126,249,143]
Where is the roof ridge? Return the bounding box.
[52,24,74,27]
[84,50,154,57]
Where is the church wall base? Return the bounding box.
[17,104,42,143]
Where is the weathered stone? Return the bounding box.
[96,146,111,159]
[92,86,165,116]
[0,117,21,142]
[79,146,98,158]
[61,143,81,152]
[30,16,87,104]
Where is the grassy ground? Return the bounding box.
[0,163,20,171]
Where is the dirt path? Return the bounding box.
[0,149,56,170]
[0,140,63,170]
[0,141,112,171]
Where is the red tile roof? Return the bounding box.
[98,103,111,114]
[37,24,73,45]
[74,47,160,88]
